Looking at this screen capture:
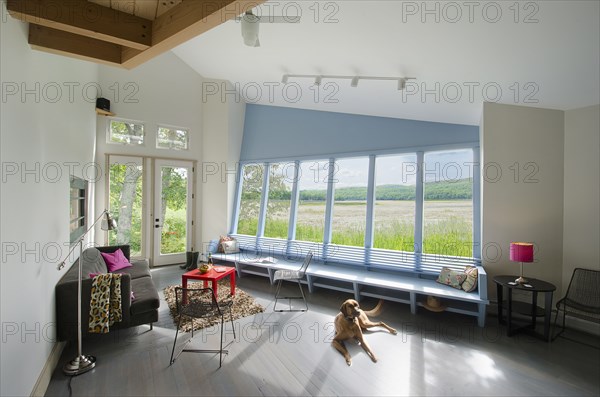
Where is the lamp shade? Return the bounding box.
[510,242,534,262]
[101,212,117,231]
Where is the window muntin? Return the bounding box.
[69,176,87,243]
[330,157,369,247]
[108,119,145,145]
[423,149,474,257]
[264,162,295,239]
[373,154,417,251]
[236,164,265,235]
[157,126,189,150]
[295,161,329,242]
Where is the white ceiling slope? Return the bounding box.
[173,1,600,125]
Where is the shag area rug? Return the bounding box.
[164,281,265,333]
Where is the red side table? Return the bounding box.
[182,266,236,304]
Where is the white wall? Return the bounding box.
[563,105,600,289]
[481,102,565,299]
[201,80,245,247]
[0,9,99,396]
[95,52,205,260]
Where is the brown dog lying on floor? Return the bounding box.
[332,299,397,366]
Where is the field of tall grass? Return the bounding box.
[238,200,473,257]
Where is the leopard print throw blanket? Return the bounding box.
[88,273,123,333]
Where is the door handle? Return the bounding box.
[155,225,160,228]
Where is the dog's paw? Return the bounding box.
[390,328,398,335]
[371,356,378,363]
[346,359,352,366]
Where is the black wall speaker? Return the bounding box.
[96,97,111,112]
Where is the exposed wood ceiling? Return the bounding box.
[6,0,265,69]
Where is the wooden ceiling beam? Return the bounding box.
[29,24,123,67]
[7,0,152,50]
[8,0,267,69]
[121,0,266,69]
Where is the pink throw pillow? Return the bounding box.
[100,249,132,272]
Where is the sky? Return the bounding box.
[288,149,475,189]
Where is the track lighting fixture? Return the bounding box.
[281,74,416,90]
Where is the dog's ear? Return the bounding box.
[340,301,349,315]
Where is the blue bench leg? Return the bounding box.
[307,275,314,293]
[478,303,486,327]
[353,283,360,301]
[410,292,417,314]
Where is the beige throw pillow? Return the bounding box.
[436,267,467,289]
[217,235,234,253]
[221,240,239,254]
[462,266,478,292]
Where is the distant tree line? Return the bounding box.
[242,178,473,201]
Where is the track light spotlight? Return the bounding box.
[398,78,407,91]
[282,74,289,84]
[315,76,322,86]
[351,77,359,87]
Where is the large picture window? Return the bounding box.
[232,145,479,263]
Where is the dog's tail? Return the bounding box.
[363,299,384,316]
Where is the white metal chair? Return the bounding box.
[273,252,313,312]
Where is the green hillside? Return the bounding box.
[247,178,472,201]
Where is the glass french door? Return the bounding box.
[153,159,193,266]
[108,156,144,257]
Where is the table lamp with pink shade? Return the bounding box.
[510,242,534,284]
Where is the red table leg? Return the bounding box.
[182,276,188,305]
[230,271,236,296]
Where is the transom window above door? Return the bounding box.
[107,118,145,145]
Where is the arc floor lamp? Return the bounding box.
[57,209,117,376]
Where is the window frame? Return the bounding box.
[231,143,481,261]
[156,124,190,151]
[106,117,146,146]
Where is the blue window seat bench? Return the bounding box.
[210,236,489,327]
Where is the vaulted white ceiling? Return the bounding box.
[172,0,599,125]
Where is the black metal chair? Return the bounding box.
[273,252,313,312]
[553,268,600,340]
[169,287,236,368]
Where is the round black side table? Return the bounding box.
[493,275,556,342]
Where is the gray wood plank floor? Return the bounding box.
[45,265,600,396]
